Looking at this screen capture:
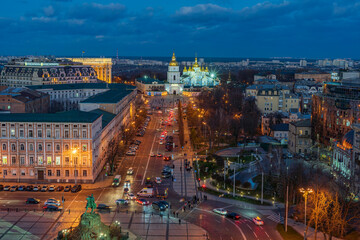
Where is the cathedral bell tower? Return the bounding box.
[167,52,180,84]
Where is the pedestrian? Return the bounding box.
[179,219,181,224]
[172,164,175,169]
[176,212,179,218]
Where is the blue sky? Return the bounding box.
[0,0,359,58]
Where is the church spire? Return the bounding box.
[169,51,178,66]
[227,70,232,83]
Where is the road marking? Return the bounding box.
[141,129,157,185]
[264,230,271,239]
[96,187,105,203]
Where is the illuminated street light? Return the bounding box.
[299,188,313,240]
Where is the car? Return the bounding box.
[159,140,164,145]
[41,186,48,192]
[163,156,171,161]
[18,185,25,191]
[4,185,10,191]
[136,198,150,205]
[299,153,305,158]
[124,180,131,188]
[155,177,162,184]
[152,201,166,211]
[115,199,129,205]
[158,200,169,208]
[127,193,136,200]
[49,185,55,191]
[26,185,33,191]
[10,185,18,192]
[213,208,228,215]
[56,186,64,191]
[33,185,40,191]
[226,212,241,220]
[26,198,40,204]
[97,204,111,211]
[253,216,264,226]
[127,168,134,175]
[150,152,156,157]
[157,153,162,157]
[64,185,71,192]
[162,172,171,178]
[45,198,61,206]
[71,185,82,193]
[126,151,136,156]
[43,205,62,211]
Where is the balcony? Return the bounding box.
[298,134,310,138]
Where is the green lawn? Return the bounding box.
[276,224,303,240]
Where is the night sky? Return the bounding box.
[1,0,359,58]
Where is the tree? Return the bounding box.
[106,135,120,174]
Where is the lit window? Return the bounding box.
[47,156,52,165]
[2,156,7,164]
[38,156,43,165]
[56,156,61,165]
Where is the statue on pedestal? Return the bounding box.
[85,193,96,214]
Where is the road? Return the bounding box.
[0,95,282,240]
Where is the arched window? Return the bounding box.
[29,143,34,151]
[38,144,43,151]
[2,144,6,150]
[173,75,176,81]
[64,144,69,151]
[20,144,25,151]
[11,144,16,151]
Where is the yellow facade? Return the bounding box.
[66,58,113,83]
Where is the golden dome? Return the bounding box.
[205,66,209,72]
[183,66,187,72]
[169,52,178,66]
[193,57,199,68]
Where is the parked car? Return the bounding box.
[3,185,10,191]
[41,186,48,192]
[48,185,55,191]
[150,152,156,157]
[64,185,71,192]
[115,199,129,205]
[33,185,40,191]
[126,151,136,156]
[18,185,25,191]
[45,198,61,206]
[26,185,33,191]
[156,153,162,157]
[152,201,166,211]
[43,205,62,211]
[26,198,40,204]
[97,204,111,212]
[10,185,18,192]
[56,186,64,191]
[71,185,82,193]
[226,212,241,220]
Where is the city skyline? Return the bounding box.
[0,0,359,58]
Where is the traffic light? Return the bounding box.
[202,184,206,189]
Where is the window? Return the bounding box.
[10,129,15,137]
[64,130,69,138]
[65,157,69,164]
[65,170,69,177]
[3,169,7,176]
[11,156,16,165]
[29,130,33,137]
[64,144,69,151]
[48,170,52,176]
[46,129,51,138]
[56,144,60,151]
[47,156,52,165]
[2,156,7,164]
[21,170,25,176]
[19,129,24,137]
[55,130,60,138]
[82,131,87,138]
[29,157,34,165]
[38,156,43,165]
[56,156,61,165]
[11,144,16,151]
[83,170,87,177]
[74,130,78,138]
[12,170,16,176]
[305,130,308,135]
[37,130,42,138]
[46,143,51,151]
[56,170,61,177]
[38,144,42,151]
[20,144,25,151]
[82,156,87,165]
[2,144,6,150]
[20,156,25,165]
[1,129,6,137]
[299,130,303,135]
[82,144,87,152]
[74,157,78,165]
[74,170,78,177]
[29,143,34,151]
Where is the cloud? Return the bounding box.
[43,6,55,17]
[68,3,126,23]
[173,4,232,24]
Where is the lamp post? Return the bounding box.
[299,188,313,240]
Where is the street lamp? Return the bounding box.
[299,188,313,240]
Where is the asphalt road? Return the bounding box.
[0,95,282,240]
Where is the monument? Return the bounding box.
[57,194,127,240]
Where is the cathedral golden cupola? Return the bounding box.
[169,52,179,66]
[193,57,199,68]
[183,66,187,72]
[205,66,209,72]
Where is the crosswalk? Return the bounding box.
[267,213,284,223]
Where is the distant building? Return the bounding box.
[332,130,354,180]
[64,58,112,83]
[135,77,165,96]
[295,72,331,83]
[254,74,277,81]
[0,60,98,87]
[288,119,312,154]
[0,87,49,113]
[269,123,289,142]
[299,60,307,67]
[312,82,360,145]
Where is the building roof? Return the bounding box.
[89,109,116,127]
[342,130,354,147]
[270,123,289,132]
[136,77,164,84]
[0,110,101,123]
[291,119,311,127]
[27,83,132,91]
[80,86,135,104]
[0,87,47,103]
